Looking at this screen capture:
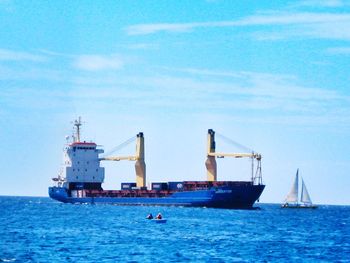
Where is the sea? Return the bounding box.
[0,196,349,262]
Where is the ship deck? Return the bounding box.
[79,181,254,198]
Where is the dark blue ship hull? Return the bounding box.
[49,184,265,209]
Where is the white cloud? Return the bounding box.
[64,68,350,124]
[326,47,350,54]
[296,0,346,7]
[37,49,75,58]
[0,0,15,13]
[126,23,198,35]
[171,67,297,83]
[73,55,124,71]
[127,43,159,50]
[0,49,47,62]
[238,12,350,26]
[0,65,64,81]
[125,12,350,41]
[1,57,348,129]
[162,67,342,101]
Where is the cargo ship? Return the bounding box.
[49,118,265,208]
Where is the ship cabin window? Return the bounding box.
[78,169,80,171]
[76,176,78,179]
[96,169,98,172]
[76,146,95,150]
[73,147,76,152]
[85,169,87,172]
[73,169,75,171]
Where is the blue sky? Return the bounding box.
[0,0,349,205]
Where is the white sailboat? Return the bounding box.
[281,169,317,209]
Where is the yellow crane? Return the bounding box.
[100,132,146,187]
[205,129,262,183]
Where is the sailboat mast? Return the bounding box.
[300,175,303,204]
[301,178,313,204]
[284,169,299,204]
[251,153,254,183]
[296,169,299,205]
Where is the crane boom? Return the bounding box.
[101,156,137,161]
[208,152,261,159]
[100,132,146,187]
[205,129,262,184]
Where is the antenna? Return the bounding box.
[74,117,82,142]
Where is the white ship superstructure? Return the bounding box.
[63,142,105,183]
[57,117,105,190]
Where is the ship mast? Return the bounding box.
[74,117,82,143]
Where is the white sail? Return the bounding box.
[285,169,299,203]
[301,178,312,204]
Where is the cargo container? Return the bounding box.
[168,181,184,191]
[121,183,137,190]
[152,182,168,191]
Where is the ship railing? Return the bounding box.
[84,189,174,198]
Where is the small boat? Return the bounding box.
[145,213,167,223]
[281,169,317,209]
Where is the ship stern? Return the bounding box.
[48,187,69,203]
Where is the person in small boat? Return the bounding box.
[155,213,162,220]
[146,213,153,219]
